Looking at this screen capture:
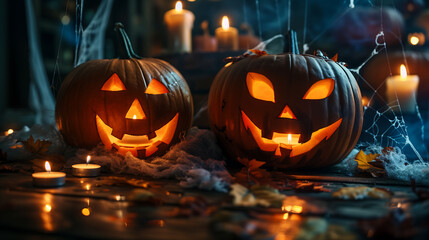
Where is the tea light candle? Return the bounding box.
[215,16,239,51]
[32,161,66,187]
[164,1,195,53]
[72,155,101,177]
[386,64,419,113]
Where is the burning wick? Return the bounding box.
[175,1,182,12]
[45,161,51,174]
[400,64,407,79]
[133,115,137,120]
[222,16,230,30]
[287,134,292,145]
[86,155,91,166]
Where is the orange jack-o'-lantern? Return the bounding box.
[208,51,363,169]
[56,23,193,158]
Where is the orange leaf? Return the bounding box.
[331,53,338,62]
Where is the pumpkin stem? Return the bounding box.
[284,30,299,54]
[114,22,141,59]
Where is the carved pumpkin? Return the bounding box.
[361,51,429,109]
[56,23,193,158]
[208,52,363,169]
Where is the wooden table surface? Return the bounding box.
[0,170,428,240]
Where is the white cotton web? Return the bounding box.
[74,0,113,67]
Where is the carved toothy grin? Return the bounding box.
[96,113,179,157]
[241,111,342,157]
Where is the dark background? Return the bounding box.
[0,0,428,130]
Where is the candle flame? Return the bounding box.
[6,129,13,136]
[400,64,407,78]
[175,1,182,11]
[410,36,419,45]
[45,161,51,173]
[222,16,230,30]
[86,155,91,164]
[287,134,291,145]
[133,115,137,119]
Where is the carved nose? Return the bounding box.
[279,105,296,119]
[126,99,146,119]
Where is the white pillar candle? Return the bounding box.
[386,64,419,113]
[72,155,101,177]
[164,1,195,53]
[32,161,66,187]
[215,16,239,51]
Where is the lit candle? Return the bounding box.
[72,155,101,177]
[164,1,195,53]
[32,161,66,187]
[386,64,419,113]
[4,129,13,136]
[215,16,239,51]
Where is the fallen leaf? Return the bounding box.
[128,189,162,205]
[20,136,52,156]
[289,180,331,193]
[249,49,268,56]
[230,183,286,208]
[332,186,392,200]
[234,158,281,188]
[354,150,386,177]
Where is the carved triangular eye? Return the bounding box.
[246,72,275,102]
[101,73,126,91]
[145,79,169,95]
[303,78,335,100]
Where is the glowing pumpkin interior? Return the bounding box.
[96,74,178,157]
[242,72,342,157]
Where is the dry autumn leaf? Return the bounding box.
[20,135,52,156]
[332,186,392,200]
[230,183,286,208]
[354,150,386,177]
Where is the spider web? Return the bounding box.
[244,0,429,178]
[74,0,113,67]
